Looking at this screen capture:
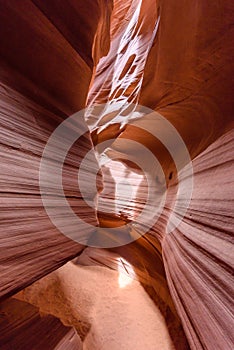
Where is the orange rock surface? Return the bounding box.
[0,1,233,349]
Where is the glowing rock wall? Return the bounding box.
[0,0,233,349]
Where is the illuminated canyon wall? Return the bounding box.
[0,1,233,349]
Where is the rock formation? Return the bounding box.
[0,0,233,349]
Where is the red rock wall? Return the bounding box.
[0,0,233,349]
[0,298,82,349]
[163,129,234,349]
[0,0,112,299]
[85,0,234,349]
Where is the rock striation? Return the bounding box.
[0,0,233,349]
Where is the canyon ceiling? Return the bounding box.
[0,0,233,349]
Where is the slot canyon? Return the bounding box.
[0,1,233,349]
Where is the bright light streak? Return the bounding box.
[117,258,136,288]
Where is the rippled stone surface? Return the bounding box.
[0,0,233,349]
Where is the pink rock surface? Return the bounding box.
[0,0,104,299]
[163,129,234,350]
[0,0,233,349]
[0,298,82,349]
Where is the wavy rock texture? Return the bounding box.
[0,298,82,349]
[85,1,234,348]
[162,129,234,349]
[0,0,110,299]
[0,0,233,349]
